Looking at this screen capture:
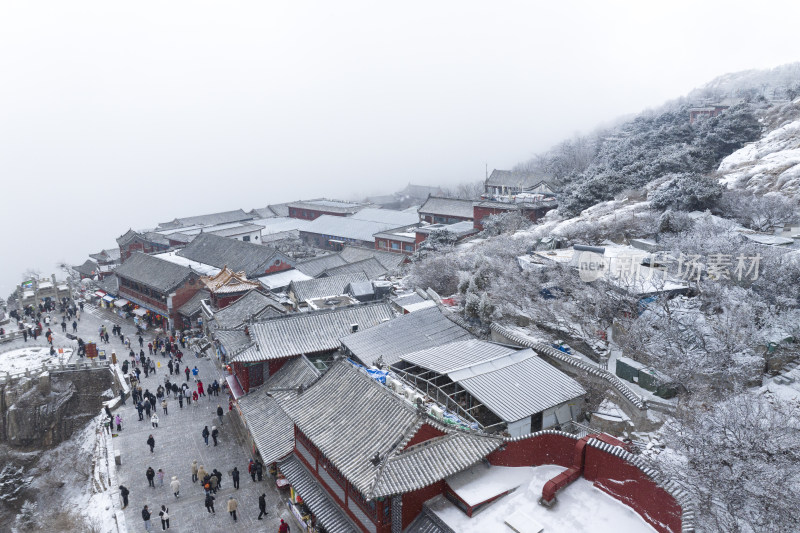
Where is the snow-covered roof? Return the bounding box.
[350,207,420,227]
[300,215,408,242]
[257,269,312,290]
[153,251,221,276]
[418,196,474,219]
[250,216,313,234]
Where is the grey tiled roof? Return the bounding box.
[267,203,291,217]
[295,254,348,277]
[177,233,292,278]
[96,274,119,295]
[273,361,502,499]
[278,455,360,533]
[399,340,516,374]
[405,511,453,533]
[320,258,386,280]
[300,215,406,243]
[177,289,210,317]
[418,197,474,219]
[264,354,321,391]
[341,307,473,367]
[89,248,121,263]
[346,281,375,299]
[287,198,365,214]
[114,252,197,293]
[238,356,320,464]
[339,246,406,271]
[350,207,419,226]
[289,272,369,302]
[211,290,285,329]
[74,259,99,277]
[158,209,254,229]
[214,330,253,358]
[486,169,551,188]
[231,302,394,363]
[449,349,586,422]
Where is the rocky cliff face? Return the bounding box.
[0,369,113,449]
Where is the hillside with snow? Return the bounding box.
[718,99,800,197]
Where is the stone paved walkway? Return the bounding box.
[1,303,292,532]
[94,309,291,532]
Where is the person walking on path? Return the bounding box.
[159,505,170,530]
[255,460,263,481]
[170,476,180,498]
[103,417,111,434]
[279,518,291,533]
[204,493,215,514]
[192,366,199,379]
[211,426,219,446]
[209,474,218,493]
[197,380,205,398]
[202,426,210,446]
[142,505,153,532]
[147,434,155,453]
[184,366,190,382]
[197,465,208,485]
[146,466,156,488]
[115,414,122,432]
[162,399,168,415]
[213,469,223,490]
[72,320,77,333]
[151,413,159,428]
[248,460,256,482]
[216,405,224,427]
[227,496,238,522]
[119,485,130,509]
[191,460,198,483]
[178,393,184,409]
[257,493,268,520]
[157,468,165,487]
[231,467,240,489]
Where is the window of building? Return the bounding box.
[404,244,414,252]
[391,242,400,250]
[243,236,250,242]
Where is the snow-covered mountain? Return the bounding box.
[718,99,800,197]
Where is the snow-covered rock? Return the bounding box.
[718,118,800,196]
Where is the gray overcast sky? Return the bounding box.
[1,1,799,297]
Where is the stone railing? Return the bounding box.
[0,359,111,385]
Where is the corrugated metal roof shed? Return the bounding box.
[341,306,473,367]
[400,340,517,375]
[232,302,394,362]
[448,349,586,422]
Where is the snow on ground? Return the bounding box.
[0,346,72,374]
[447,465,536,506]
[428,464,656,533]
[718,118,800,196]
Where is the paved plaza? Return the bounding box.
[3,303,292,531]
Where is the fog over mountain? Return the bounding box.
[2,1,799,296]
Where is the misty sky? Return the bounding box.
[1,1,799,298]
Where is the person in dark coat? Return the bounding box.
[146,466,155,487]
[137,402,144,421]
[119,485,130,509]
[201,426,210,446]
[142,505,153,532]
[211,426,219,446]
[159,505,170,530]
[213,468,223,490]
[255,460,263,481]
[119,389,126,405]
[257,493,267,519]
[248,459,256,482]
[184,366,190,382]
[279,518,290,533]
[231,467,240,490]
[204,493,215,514]
[147,434,155,453]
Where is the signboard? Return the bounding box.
[85,342,98,359]
[98,350,107,361]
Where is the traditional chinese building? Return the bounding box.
[200,267,263,308]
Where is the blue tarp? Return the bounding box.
[347,359,389,384]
